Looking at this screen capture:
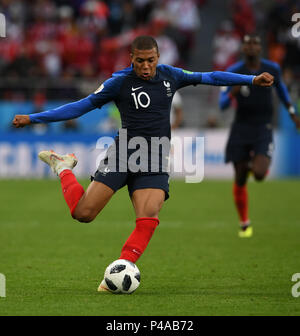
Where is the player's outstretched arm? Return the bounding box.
[12,74,123,129]
[12,96,96,129]
[199,71,274,87]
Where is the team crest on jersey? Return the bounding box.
[163,81,172,97]
[94,84,104,94]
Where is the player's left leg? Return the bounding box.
[98,188,165,292]
[251,124,273,181]
[120,188,165,263]
[234,155,270,238]
[98,172,169,292]
[251,154,271,182]
[233,161,251,222]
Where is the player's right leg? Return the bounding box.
[38,150,114,223]
[233,161,252,237]
[72,181,114,223]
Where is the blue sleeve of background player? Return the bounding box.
[29,76,123,124]
[166,65,255,89]
[217,62,244,111]
[219,86,232,110]
[273,64,291,107]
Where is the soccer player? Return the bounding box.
[13,35,274,291]
[219,34,300,238]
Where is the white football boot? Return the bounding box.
[38,150,78,175]
[97,279,111,293]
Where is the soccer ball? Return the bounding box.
[103,259,141,294]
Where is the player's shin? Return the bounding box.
[59,169,85,217]
[233,183,250,227]
[120,217,159,263]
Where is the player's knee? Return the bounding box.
[143,202,163,218]
[142,209,159,218]
[253,170,267,182]
[235,172,249,186]
[73,208,97,223]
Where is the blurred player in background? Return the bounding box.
[13,36,274,292]
[219,34,300,238]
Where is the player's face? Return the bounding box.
[242,38,262,58]
[131,48,159,80]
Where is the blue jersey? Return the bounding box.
[219,59,291,124]
[89,64,200,141]
[30,64,257,141]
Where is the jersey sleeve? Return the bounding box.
[167,65,255,89]
[29,75,124,124]
[166,65,202,89]
[272,63,291,106]
[219,86,232,110]
[201,71,255,86]
[88,75,125,107]
[29,96,96,124]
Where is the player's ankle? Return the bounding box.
[240,220,251,230]
[57,167,72,176]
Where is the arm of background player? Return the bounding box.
[219,85,242,110]
[274,68,300,128]
[275,79,291,108]
[219,86,232,110]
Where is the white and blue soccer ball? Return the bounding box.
[103,259,141,294]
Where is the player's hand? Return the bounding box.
[12,115,31,128]
[290,113,300,129]
[253,72,274,87]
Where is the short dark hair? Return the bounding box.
[131,35,159,54]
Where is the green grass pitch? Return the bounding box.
[0,178,299,316]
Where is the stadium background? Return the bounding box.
[0,0,300,179]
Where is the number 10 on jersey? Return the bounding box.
[131,91,151,109]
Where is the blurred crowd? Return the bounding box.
[1,0,300,131]
[0,0,203,100]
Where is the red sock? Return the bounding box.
[59,170,85,217]
[233,183,249,223]
[120,217,159,263]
